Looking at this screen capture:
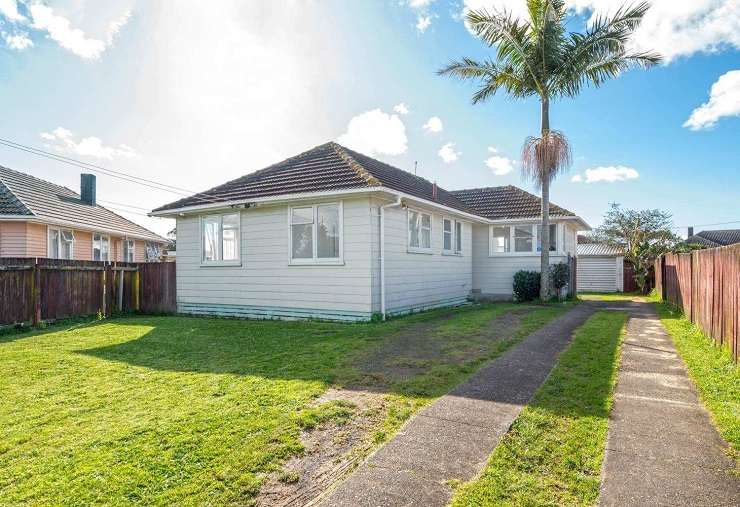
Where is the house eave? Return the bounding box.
[0,215,166,243]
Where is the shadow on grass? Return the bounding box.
[76,304,573,402]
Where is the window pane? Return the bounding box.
[49,229,60,258]
[292,223,313,259]
[421,214,431,229]
[291,207,313,224]
[420,213,431,249]
[537,224,557,252]
[146,242,160,262]
[222,228,238,260]
[61,230,74,242]
[317,205,340,258]
[93,234,101,261]
[455,222,462,252]
[492,226,510,253]
[202,216,219,261]
[61,240,73,260]
[101,237,110,261]
[443,219,452,251]
[408,211,420,248]
[514,225,533,252]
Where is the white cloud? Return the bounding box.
[337,109,408,156]
[408,0,434,8]
[41,127,137,160]
[438,142,460,163]
[422,116,443,133]
[683,70,740,130]
[461,1,740,63]
[28,4,130,59]
[571,165,639,183]
[0,0,25,22]
[2,30,32,50]
[393,102,410,115]
[485,147,515,175]
[416,15,432,33]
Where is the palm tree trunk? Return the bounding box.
[540,98,550,301]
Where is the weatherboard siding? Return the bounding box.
[372,200,472,315]
[175,197,374,319]
[0,221,26,257]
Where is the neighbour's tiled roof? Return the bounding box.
[0,166,166,242]
[450,185,575,220]
[154,142,476,215]
[688,229,740,247]
[577,243,623,256]
[0,178,31,215]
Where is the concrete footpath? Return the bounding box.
[318,305,594,507]
[599,302,740,506]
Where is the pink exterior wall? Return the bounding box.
[0,221,27,257]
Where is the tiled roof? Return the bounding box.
[0,166,166,242]
[0,178,31,215]
[153,142,476,215]
[689,230,740,247]
[450,185,575,220]
[577,243,623,256]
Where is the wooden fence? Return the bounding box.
[655,244,740,361]
[0,258,176,326]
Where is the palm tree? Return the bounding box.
[439,0,660,300]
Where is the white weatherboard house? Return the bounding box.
[151,142,590,321]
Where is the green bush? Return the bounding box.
[513,270,541,301]
[549,262,570,292]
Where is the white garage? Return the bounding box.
[577,243,624,293]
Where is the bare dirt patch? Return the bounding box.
[255,306,535,506]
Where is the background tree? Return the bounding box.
[439,0,660,300]
[591,204,680,293]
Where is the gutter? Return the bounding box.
[379,194,403,320]
[0,215,166,243]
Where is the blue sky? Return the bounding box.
[0,0,738,238]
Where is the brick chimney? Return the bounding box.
[81,174,96,205]
[432,181,438,200]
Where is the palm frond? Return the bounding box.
[437,58,533,101]
[521,130,572,189]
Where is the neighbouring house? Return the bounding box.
[0,166,168,262]
[576,240,625,293]
[685,227,740,248]
[150,142,589,321]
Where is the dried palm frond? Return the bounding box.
[521,130,572,189]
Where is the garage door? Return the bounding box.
[578,256,618,292]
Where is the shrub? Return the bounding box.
[513,270,541,301]
[549,262,570,292]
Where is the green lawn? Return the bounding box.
[655,302,739,463]
[578,291,651,303]
[0,303,570,505]
[450,311,627,506]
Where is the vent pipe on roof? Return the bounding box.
[688,226,694,237]
[432,181,438,200]
[81,174,96,205]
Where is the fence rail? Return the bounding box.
[0,258,176,326]
[655,244,740,361]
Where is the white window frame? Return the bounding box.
[199,212,241,266]
[489,222,562,257]
[407,208,432,254]
[442,217,464,256]
[92,233,110,262]
[123,239,135,262]
[536,223,558,253]
[47,226,74,259]
[288,202,344,265]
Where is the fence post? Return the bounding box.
[660,255,667,302]
[31,259,41,325]
[134,267,140,312]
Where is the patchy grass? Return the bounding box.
[451,311,627,507]
[579,291,650,302]
[0,302,571,505]
[655,302,739,462]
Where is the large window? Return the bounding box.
[491,226,510,253]
[93,233,110,261]
[48,227,74,259]
[123,239,135,262]
[514,225,534,253]
[408,209,431,251]
[202,213,240,263]
[536,224,558,252]
[290,203,342,262]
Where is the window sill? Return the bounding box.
[289,259,345,266]
[200,261,242,267]
[488,251,564,258]
[442,251,463,257]
[407,248,433,255]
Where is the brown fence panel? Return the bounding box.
[0,259,176,326]
[658,244,740,362]
[139,262,176,314]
